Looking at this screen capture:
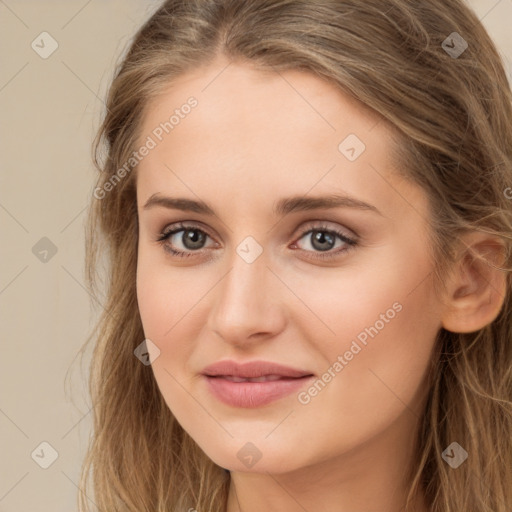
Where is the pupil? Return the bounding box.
[183,229,205,249]
[312,230,334,251]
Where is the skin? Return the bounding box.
[134,55,505,512]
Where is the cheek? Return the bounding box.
[136,242,197,336]
[135,252,209,372]
[136,262,168,336]
[136,260,201,416]
[295,252,440,440]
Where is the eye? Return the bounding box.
[291,222,357,261]
[155,222,216,259]
[155,221,358,261]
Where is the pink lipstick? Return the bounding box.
[201,359,314,408]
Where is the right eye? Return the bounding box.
[156,222,217,258]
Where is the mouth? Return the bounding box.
[202,374,315,408]
[208,374,310,383]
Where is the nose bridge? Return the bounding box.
[207,240,284,342]
[218,245,270,317]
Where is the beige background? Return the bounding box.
[1,1,511,510]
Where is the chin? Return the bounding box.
[201,442,304,474]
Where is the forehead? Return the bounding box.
[139,57,385,149]
[135,58,421,221]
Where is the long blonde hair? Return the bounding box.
[80,1,512,510]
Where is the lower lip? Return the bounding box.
[203,375,314,408]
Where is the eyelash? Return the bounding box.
[155,221,358,261]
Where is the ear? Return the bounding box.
[441,231,507,333]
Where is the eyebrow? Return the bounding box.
[143,192,382,217]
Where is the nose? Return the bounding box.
[206,247,286,347]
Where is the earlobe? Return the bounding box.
[440,232,507,333]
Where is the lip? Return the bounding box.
[201,359,314,408]
[201,359,313,379]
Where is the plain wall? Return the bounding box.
[1,1,511,510]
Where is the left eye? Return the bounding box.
[293,228,356,254]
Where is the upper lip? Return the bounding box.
[201,360,314,379]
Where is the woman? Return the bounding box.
[80,1,512,510]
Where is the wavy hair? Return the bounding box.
[79,1,512,510]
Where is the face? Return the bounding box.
[135,55,444,474]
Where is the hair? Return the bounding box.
[79,1,512,510]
